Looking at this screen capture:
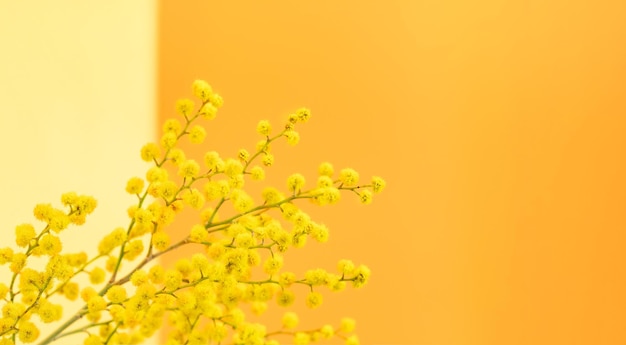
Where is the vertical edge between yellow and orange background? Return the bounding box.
[1,1,626,345]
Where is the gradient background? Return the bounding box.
[3,1,626,344]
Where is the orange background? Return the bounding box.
[158,1,626,344]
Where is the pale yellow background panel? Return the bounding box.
[0,1,156,344]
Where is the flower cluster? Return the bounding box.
[0,80,385,345]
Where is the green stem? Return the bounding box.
[243,130,286,171]
[208,193,314,229]
[109,186,150,284]
[52,321,112,341]
[206,197,226,227]
[103,323,120,345]
[47,254,105,298]
[36,306,88,345]
[111,237,190,287]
